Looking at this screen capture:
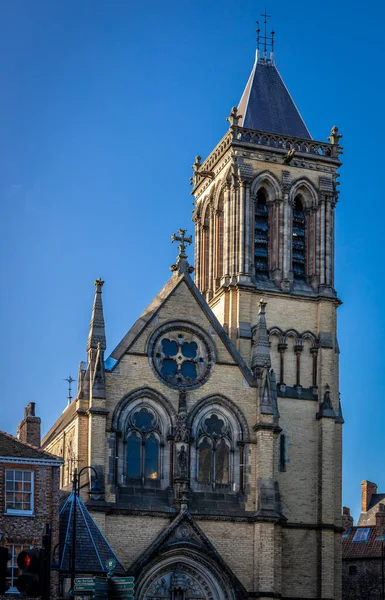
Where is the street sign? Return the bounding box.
[111,577,134,584]
[75,578,94,586]
[110,576,135,598]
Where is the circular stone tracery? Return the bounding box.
[148,323,215,390]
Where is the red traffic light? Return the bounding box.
[17,549,40,571]
[16,549,42,597]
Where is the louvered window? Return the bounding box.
[292,196,306,278]
[255,189,269,275]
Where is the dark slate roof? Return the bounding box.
[41,400,77,448]
[59,492,125,574]
[0,430,62,462]
[238,56,311,139]
[342,526,384,559]
[358,494,385,526]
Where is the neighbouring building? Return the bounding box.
[41,25,343,600]
[0,403,62,597]
[342,481,385,600]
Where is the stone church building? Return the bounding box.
[42,36,344,600]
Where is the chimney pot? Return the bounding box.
[18,403,41,447]
[361,480,378,513]
[342,506,353,530]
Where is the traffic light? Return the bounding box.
[0,546,11,594]
[16,548,42,596]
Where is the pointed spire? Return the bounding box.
[335,394,344,424]
[170,229,195,275]
[237,25,311,139]
[317,384,336,419]
[92,342,106,400]
[251,298,271,376]
[259,368,280,417]
[86,278,106,353]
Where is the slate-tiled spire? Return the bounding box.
[87,278,106,352]
[238,49,311,139]
[59,492,124,574]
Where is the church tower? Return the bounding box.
[191,26,343,600]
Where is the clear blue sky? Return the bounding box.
[0,0,383,521]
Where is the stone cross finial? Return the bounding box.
[171,229,192,259]
[94,277,104,290]
[170,229,194,275]
[226,106,242,128]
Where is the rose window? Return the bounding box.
[148,324,215,390]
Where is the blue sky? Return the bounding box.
[0,0,384,521]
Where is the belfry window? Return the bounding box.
[126,407,160,482]
[292,196,306,278]
[255,189,269,275]
[197,413,230,487]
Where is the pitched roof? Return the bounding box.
[0,430,62,462]
[238,54,311,139]
[108,271,256,387]
[358,493,385,526]
[59,492,124,574]
[41,400,77,448]
[342,526,384,559]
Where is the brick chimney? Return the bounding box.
[376,504,385,538]
[361,480,378,513]
[342,506,354,530]
[18,403,41,447]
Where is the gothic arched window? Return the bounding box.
[126,407,160,482]
[197,413,231,488]
[292,195,306,278]
[255,189,269,276]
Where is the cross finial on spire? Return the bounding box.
[172,229,192,259]
[64,375,75,405]
[170,229,194,275]
[256,9,275,63]
[94,277,104,291]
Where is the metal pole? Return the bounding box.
[70,468,77,594]
[42,523,52,600]
[381,540,385,600]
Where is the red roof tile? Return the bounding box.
[0,430,62,462]
[342,526,384,559]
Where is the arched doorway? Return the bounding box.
[136,551,237,600]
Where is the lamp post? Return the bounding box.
[70,466,102,594]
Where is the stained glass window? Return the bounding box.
[215,439,229,484]
[144,434,159,480]
[292,196,306,278]
[255,189,269,275]
[126,408,160,482]
[198,438,212,483]
[132,407,155,432]
[126,433,141,478]
[197,413,231,488]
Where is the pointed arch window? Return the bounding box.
[255,189,269,275]
[126,407,160,482]
[197,413,231,488]
[292,196,306,278]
